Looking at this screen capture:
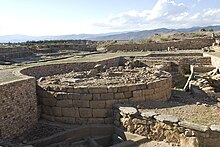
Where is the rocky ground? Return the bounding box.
[138,89,220,126]
[39,60,170,87]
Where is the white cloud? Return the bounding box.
[92,0,220,33]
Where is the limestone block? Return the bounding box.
[128,85,137,91]
[154,115,179,123]
[90,100,105,109]
[79,108,92,118]
[92,94,101,100]
[41,98,57,106]
[80,94,93,100]
[124,91,132,98]
[67,93,81,100]
[56,99,72,107]
[93,109,112,118]
[117,86,129,92]
[42,105,53,115]
[105,117,114,124]
[100,93,114,100]
[72,100,90,108]
[106,100,118,108]
[136,84,147,90]
[55,117,75,124]
[118,106,137,115]
[62,107,79,117]
[114,93,125,99]
[107,86,118,93]
[73,87,89,94]
[179,121,209,132]
[133,90,143,98]
[88,118,105,124]
[142,89,154,96]
[89,87,107,93]
[147,81,156,89]
[52,107,62,117]
[55,92,68,100]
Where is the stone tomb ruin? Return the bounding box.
[36,58,172,125]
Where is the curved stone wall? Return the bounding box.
[18,57,172,125]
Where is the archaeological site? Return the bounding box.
[1,32,220,147]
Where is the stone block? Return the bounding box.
[42,106,53,115]
[114,93,125,99]
[147,81,156,89]
[128,85,137,91]
[90,100,105,108]
[118,106,137,115]
[75,118,88,124]
[41,114,55,121]
[89,87,107,93]
[55,92,68,100]
[52,107,62,117]
[93,109,112,118]
[117,86,129,92]
[210,125,220,132]
[68,93,81,100]
[154,115,179,123]
[88,118,105,124]
[136,84,147,90]
[129,97,145,103]
[41,98,57,106]
[100,93,114,100]
[62,107,79,117]
[107,86,118,93]
[133,90,143,98]
[80,94,93,100]
[179,121,210,132]
[56,99,72,107]
[72,100,90,108]
[106,100,118,108]
[66,87,74,93]
[73,87,89,94]
[79,108,92,118]
[105,117,114,124]
[141,111,159,118]
[142,89,154,96]
[55,117,75,124]
[124,91,132,98]
[92,94,101,100]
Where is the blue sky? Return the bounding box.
[0,0,220,36]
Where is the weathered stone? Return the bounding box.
[67,93,81,100]
[180,136,199,147]
[90,101,105,108]
[55,117,75,124]
[210,125,220,132]
[75,118,88,124]
[52,107,62,117]
[89,87,107,93]
[179,121,209,132]
[56,99,72,107]
[106,100,118,108]
[100,93,114,100]
[79,108,92,118]
[141,111,159,118]
[93,109,112,118]
[124,91,132,98]
[114,93,125,99]
[73,87,89,93]
[105,117,114,124]
[154,115,179,123]
[61,107,79,117]
[92,94,101,100]
[42,106,53,115]
[117,86,129,92]
[72,100,90,108]
[136,84,147,90]
[80,94,93,100]
[41,98,57,106]
[119,106,137,115]
[88,118,105,124]
[107,86,118,93]
[133,90,143,98]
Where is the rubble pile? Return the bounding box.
[190,68,220,93]
[39,60,170,87]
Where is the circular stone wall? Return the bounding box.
[20,57,172,124]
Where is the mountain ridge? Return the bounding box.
[0,25,220,43]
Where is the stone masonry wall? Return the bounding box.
[106,38,214,52]
[37,76,172,125]
[114,105,220,147]
[0,77,37,139]
[203,53,220,68]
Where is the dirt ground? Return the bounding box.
[139,90,220,126]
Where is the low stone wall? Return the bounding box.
[0,77,38,139]
[20,57,125,79]
[114,105,220,147]
[106,38,214,52]
[37,76,172,124]
[203,53,220,68]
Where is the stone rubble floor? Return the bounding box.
[138,90,220,126]
[39,64,170,87]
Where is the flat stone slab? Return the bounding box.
[119,106,138,115]
[210,125,220,132]
[154,115,179,123]
[140,111,159,118]
[179,121,209,132]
